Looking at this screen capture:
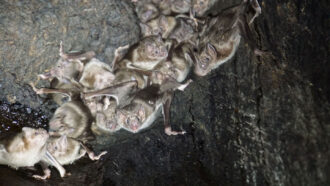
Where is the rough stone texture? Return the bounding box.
[0,0,329,186]
[0,0,140,112]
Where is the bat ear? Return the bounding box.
[184,53,193,64]
[22,127,30,132]
[140,23,151,35]
[157,34,163,42]
[159,15,168,27]
[22,127,33,136]
[206,43,217,59]
[141,10,153,22]
[0,144,7,153]
[58,135,68,149]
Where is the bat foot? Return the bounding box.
[29,82,43,94]
[165,127,186,136]
[89,151,108,160]
[32,169,51,180]
[178,79,193,91]
[65,172,72,177]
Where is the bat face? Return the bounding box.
[140,22,161,37]
[169,18,196,43]
[140,16,177,39]
[136,3,159,23]
[171,0,191,14]
[95,101,121,133]
[97,114,120,132]
[49,114,70,135]
[194,43,217,76]
[55,59,80,79]
[47,136,86,165]
[48,101,89,139]
[117,104,146,133]
[47,135,69,158]
[117,111,142,133]
[155,63,173,84]
[144,36,168,60]
[22,127,49,149]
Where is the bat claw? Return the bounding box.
[177,79,193,91]
[165,127,186,136]
[89,151,108,160]
[29,82,43,94]
[114,45,129,57]
[60,172,71,177]
[254,49,273,58]
[33,175,48,180]
[32,169,51,180]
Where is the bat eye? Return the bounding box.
[54,146,58,150]
[203,57,210,63]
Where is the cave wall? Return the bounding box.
[0,0,140,112]
[0,0,329,185]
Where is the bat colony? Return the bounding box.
[0,0,265,179]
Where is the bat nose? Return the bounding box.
[132,126,138,131]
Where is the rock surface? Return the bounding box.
[0,0,329,186]
[0,0,140,112]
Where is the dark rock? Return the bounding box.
[0,0,329,186]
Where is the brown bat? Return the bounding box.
[0,127,66,179]
[192,0,217,17]
[152,0,191,15]
[152,0,171,15]
[87,83,190,135]
[38,78,81,106]
[31,81,137,138]
[113,69,149,89]
[82,80,138,109]
[91,99,122,135]
[140,15,177,39]
[48,100,93,141]
[112,36,170,72]
[148,43,194,89]
[194,0,264,76]
[47,135,107,165]
[39,41,95,83]
[53,57,115,114]
[111,43,193,92]
[170,0,192,14]
[79,58,116,90]
[118,86,187,135]
[134,1,159,23]
[168,17,198,45]
[30,81,92,140]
